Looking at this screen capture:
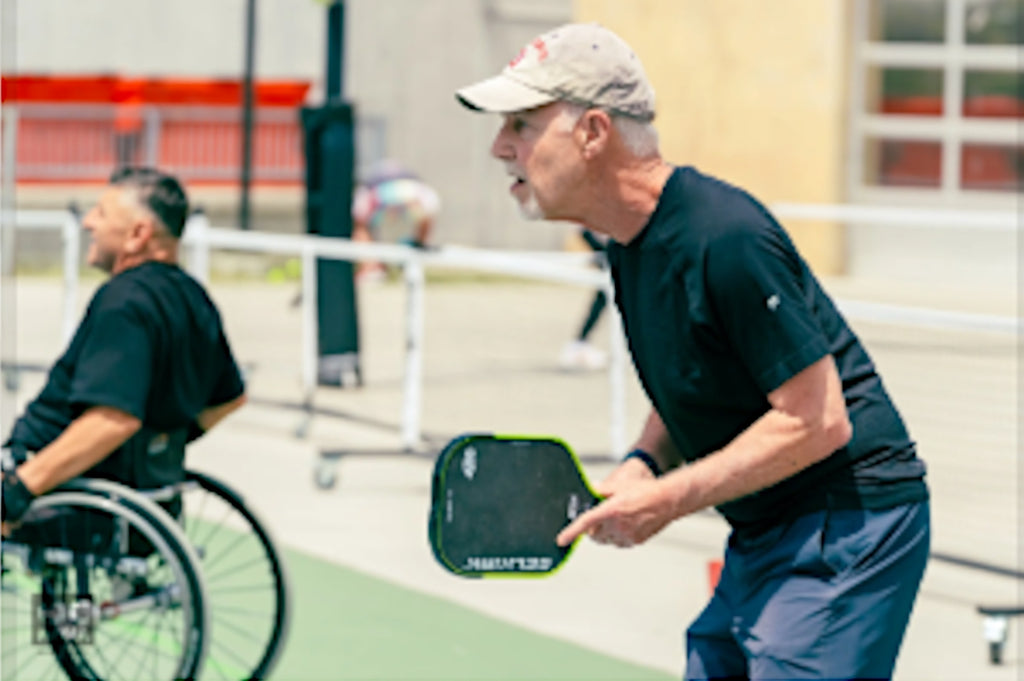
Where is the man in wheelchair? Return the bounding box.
[1,166,246,540]
[0,169,301,681]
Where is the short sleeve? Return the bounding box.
[208,332,246,406]
[704,226,829,394]
[69,305,153,418]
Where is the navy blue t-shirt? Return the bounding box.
[9,262,244,488]
[608,167,927,531]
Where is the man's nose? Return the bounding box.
[490,127,513,161]
[80,211,98,231]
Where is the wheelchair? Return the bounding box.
[1,469,290,680]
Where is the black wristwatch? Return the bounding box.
[623,448,661,476]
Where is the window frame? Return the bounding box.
[848,0,1022,205]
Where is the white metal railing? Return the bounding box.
[181,214,620,453]
[771,202,1019,231]
[6,204,1020,454]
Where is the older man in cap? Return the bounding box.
[457,22,930,681]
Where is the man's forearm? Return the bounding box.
[16,406,141,496]
[633,409,683,473]
[659,403,851,518]
[655,355,853,520]
[195,393,247,433]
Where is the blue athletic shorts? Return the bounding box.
[686,501,930,680]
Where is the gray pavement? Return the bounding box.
[3,274,1020,679]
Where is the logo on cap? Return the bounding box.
[509,38,549,68]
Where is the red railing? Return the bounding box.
[2,75,311,185]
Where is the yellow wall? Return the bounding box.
[574,0,850,274]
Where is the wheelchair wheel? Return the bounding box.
[179,469,291,681]
[1,487,208,681]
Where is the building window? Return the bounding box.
[850,0,1022,202]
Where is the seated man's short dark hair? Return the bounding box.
[110,167,190,238]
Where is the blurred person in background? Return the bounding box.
[2,167,246,531]
[559,226,609,371]
[456,22,929,681]
[351,159,441,283]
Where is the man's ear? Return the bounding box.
[125,214,155,254]
[577,109,613,160]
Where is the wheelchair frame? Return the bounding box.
[1,469,290,681]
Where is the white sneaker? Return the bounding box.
[559,340,607,371]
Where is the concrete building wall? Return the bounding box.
[13,0,325,79]
[345,0,574,250]
[575,0,851,274]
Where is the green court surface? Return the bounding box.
[270,547,676,681]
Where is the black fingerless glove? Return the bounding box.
[1,443,28,472]
[1,470,36,524]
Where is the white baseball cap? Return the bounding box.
[456,23,656,122]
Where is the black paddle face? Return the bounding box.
[429,434,600,578]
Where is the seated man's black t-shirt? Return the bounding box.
[9,261,244,490]
[607,166,928,532]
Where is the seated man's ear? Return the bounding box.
[125,215,157,254]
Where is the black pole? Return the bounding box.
[239,0,257,230]
[304,0,360,387]
[326,1,344,100]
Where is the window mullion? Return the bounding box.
[943,0,967,196]
[848,0,871,199]
[862,43,948,66]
